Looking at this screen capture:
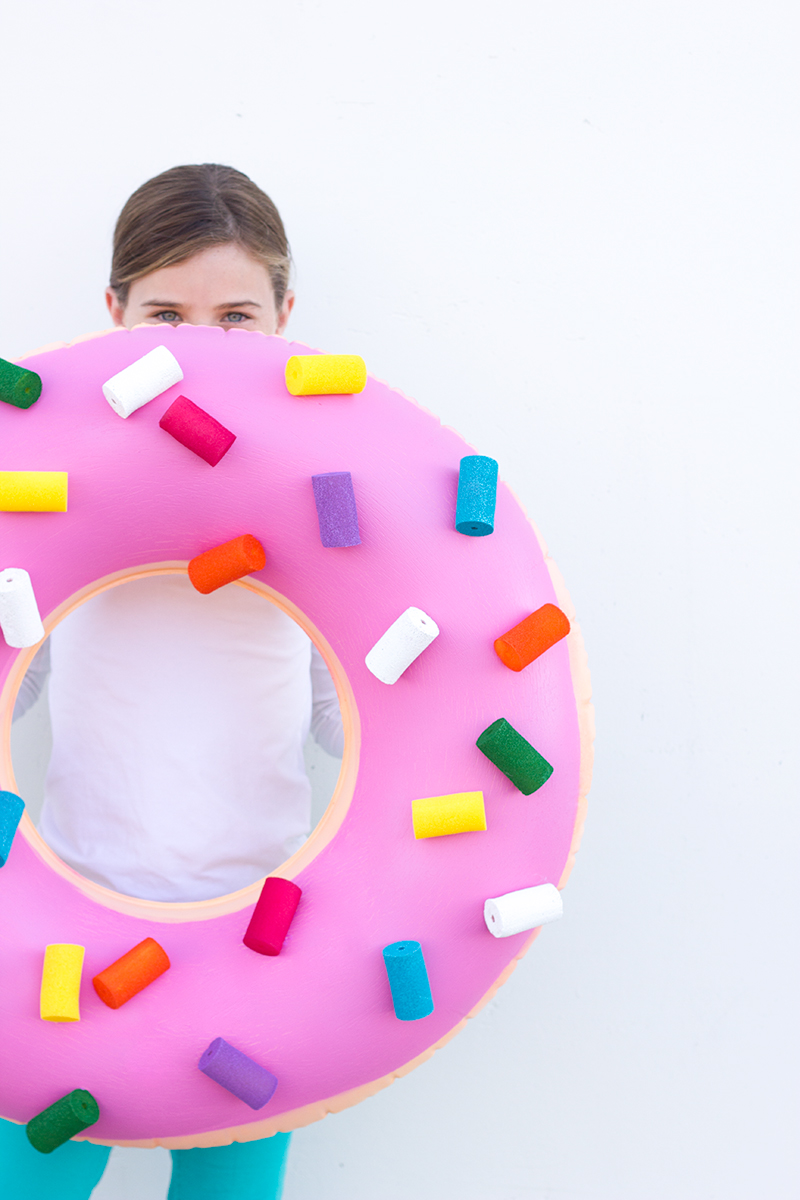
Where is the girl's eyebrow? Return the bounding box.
[214,300,261,310]
[139,299,262,309]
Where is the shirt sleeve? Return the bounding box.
[309,643,344,759]
[12,638,51,722]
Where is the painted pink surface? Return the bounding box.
[0,325,581,1143]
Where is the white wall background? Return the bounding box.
[1,2,798,1197]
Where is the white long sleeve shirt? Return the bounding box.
[29,575,342,902]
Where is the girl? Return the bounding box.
[3,164,342,1199]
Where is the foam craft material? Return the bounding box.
[199,1039,278,1110]
[159,396,236,466]
[102,345,183,419]
[484,883,563,938]
[412,791,487,839]
[311,472,361,547]
[188,534,266,594]
[93,937,170,1009]
[0,358,41,409]
[477,717,554,796]
[0,568,45,648]
[26,1089,100,1154]
[365,606,439,684]
[40,944,84,1022]
[0,471,68,512]
[455,455,498,537]
[495,603,571,672]
[0,325,592,1149]
[0,790,24,867]
[383,941,434,1021]
[285,354,367,396]
[243,876,301,956]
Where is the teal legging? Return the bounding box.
[0,1118,291,1199]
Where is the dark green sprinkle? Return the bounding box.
[26,1089,100,1154]
[476,718,553,795]
[0,358,42,409]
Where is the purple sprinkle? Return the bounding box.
[198,1038,278,1110]
[311,472,361,548]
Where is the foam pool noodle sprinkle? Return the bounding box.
[285,354,367,396]
[0,471,68,512]
[476,718,553,795]
[26,1089,99,1153]
[198,1038,278,1110]
[40,944,85,1022]
[159,396,236,466]
[455,455,498,536]
[0,359,42,409]
[411,791,486,838]
[494,603,570,671]
[243,877,302,956]
[188,535,266,594]
[483,883,563,937]
[383,941,434,1021]
[311,472,361,547]
[0,791,24,866]
[0,568,45,648]
[93,937,170,1008]
[102,345,183,419]
[364,607,439,684]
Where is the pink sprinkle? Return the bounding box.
[243,877,302,956]
[159,396,236,466]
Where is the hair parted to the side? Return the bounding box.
[109,164,292,309]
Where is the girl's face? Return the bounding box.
[105,243,294,336]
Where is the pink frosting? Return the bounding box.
[0,325,584,1144]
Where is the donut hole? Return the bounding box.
[7,567,354,907]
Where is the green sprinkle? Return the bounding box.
[26,1089,100,1154]
[476,718,553,795]
[0,358,42,409]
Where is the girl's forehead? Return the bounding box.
[131,244,274,299]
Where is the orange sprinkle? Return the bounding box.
[93,938,170,1009]
[494,603,570,671]
[188,534,266,594]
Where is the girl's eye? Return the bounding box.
[222,312,250,324]
[155,311,181,323]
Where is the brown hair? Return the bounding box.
[109,164,291,308]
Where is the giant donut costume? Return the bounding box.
[0,324,593,1149]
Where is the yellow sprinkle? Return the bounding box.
[285,355,367,397]
[40,944,84,1022]
[412,792,487,839]
[0,471,68,512]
